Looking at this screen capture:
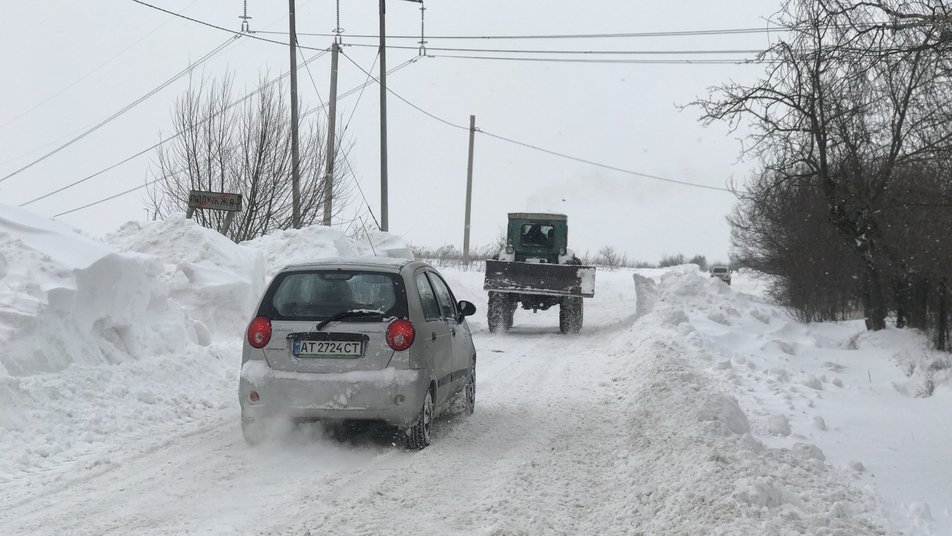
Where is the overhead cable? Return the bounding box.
[255,26,783,40]
[44,53,416,217]
[19,49,331,207]
[338,50,735,194]
[342,43,766,55]
[1,36,238,184]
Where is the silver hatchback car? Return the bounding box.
[239,257,477,449]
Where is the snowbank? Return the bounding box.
[0,207,200,376]
[0,206,403,490]
[635,266,952,534]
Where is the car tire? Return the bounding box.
[405,389,433,450]
[449,357,476,416]
[559,297,583,334]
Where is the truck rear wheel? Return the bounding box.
[559,297,583,334]
[488,292,514,333]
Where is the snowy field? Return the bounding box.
[1,204,949,535]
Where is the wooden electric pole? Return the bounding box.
[463,115,476,263]
[289,0,302,229]
[323,41,340,227]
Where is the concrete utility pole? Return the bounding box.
[323,41,340,227]
[289,0,302,229]
[463,115,476,263]
[378,0,422,232]
[378,0,389,232]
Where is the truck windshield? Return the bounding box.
[520,224,555,247]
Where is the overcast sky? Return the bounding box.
[2,0,782,263]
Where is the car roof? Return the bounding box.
[279,256,420,273]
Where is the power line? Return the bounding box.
[44,53,419,218]
[477,130,736,193]
[339,49,735,194]
[19,48,331,208]
[131,0,328,51]
[1,36,238,184]
[299,44,385,229]
[256,26,784,40]
[343,43,766,56]
[54,178,162,218]
[429,54,763,65]
[0,0,202,134]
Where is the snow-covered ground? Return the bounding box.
[1,204,948,535]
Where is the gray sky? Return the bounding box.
[2,0,781,263]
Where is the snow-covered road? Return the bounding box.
[3,212,948,535]
[1,269,892,535]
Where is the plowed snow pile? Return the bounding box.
[638,266,951,535]
[0,207,378,491]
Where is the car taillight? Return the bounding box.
[386,319,415,351]
[247,316,272,349]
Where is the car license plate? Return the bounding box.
[293,339,363,358]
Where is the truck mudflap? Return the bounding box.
[483,260,596,298]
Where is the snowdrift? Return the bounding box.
[0,208,411,377]
[0,205,409,482]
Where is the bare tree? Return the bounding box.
[148,73,354,242]
[697,0,952,330]
[598,246,620,271]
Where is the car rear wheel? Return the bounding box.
[449,357,476,416]
[405,390,433,450]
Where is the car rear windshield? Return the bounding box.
[259,270,408,321]
[713,267,728,273]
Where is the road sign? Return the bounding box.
[187,191,242,212]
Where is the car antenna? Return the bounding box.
[359,216,378,256]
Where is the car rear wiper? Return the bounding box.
[314,310,384,331]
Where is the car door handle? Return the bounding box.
[431,332,437,342]
[450,327,456,337]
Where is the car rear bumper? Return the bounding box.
[238,361,429,427]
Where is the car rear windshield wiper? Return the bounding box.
[314,310,384,331]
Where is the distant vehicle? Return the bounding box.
[710,265,732,285]
[239,257,477,449]
[483,212,596,334]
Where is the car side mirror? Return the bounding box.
[457,300,476,319]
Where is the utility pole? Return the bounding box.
[323,40,340,227]
[463,115,476,263]
[378,0,389,232]
[289,0,302,229]
[378,0,422,232]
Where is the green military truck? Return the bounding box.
[483,213,596,334]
